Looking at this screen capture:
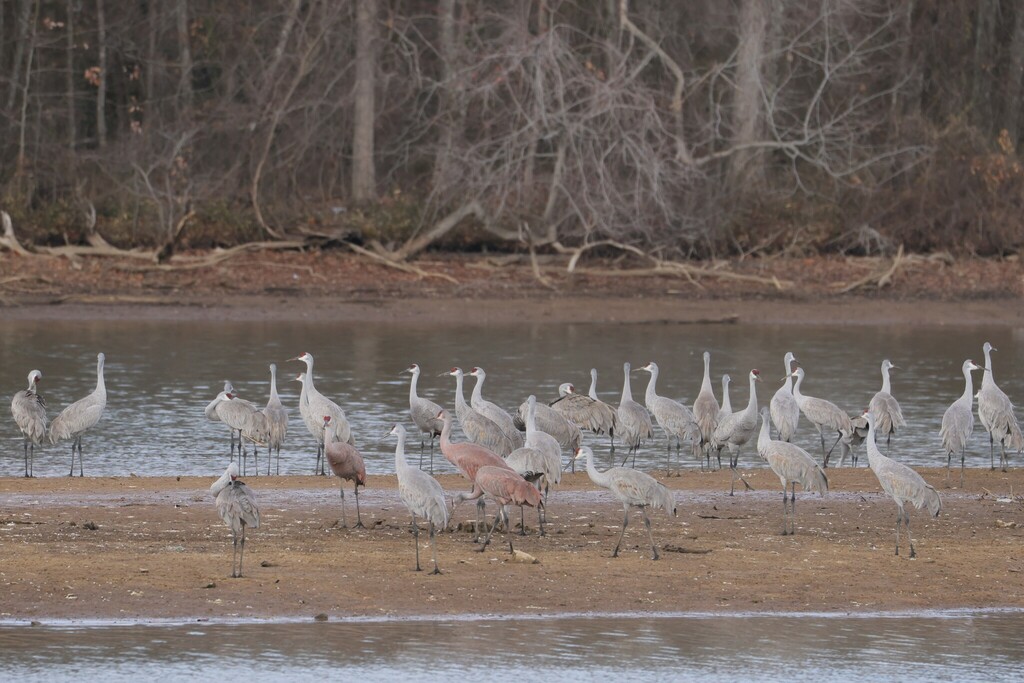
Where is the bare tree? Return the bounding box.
[352,0,378,202]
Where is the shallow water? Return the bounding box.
[1,319,1021,477]
[1,611,1022,681]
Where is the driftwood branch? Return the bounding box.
[0,211,34,256]
[834,244,921,293]
[112,240,306,272]
[346,242,459,284]
[391,200,485,261]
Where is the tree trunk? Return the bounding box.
[96,0,107,148]
[972,0,999,137]
[433,0,457,188]
[146,3,160,110]
[1004,0,1024,146]
[729,0,769,189]
[66,0,76,150]
[6,0,34,111]
[351,0,378,203]
[176,0,194,120]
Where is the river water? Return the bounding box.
[1,319,1021,477]
[0,611,1022,681]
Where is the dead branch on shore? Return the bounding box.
[834,244,932,293]
[0,211,35,257]
[111,241,307,272]
[346,242,459,284]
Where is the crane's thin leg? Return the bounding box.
[1000,441,1008,472]
[429,522,441,575]
[77,438,84,477]
[474,498,485,543]
[538,501,546,537]
[886,433,892,456]
[823,434,842,468]
[819,431,827,463]
[519,504,526,536]
[276,445,281,476]
[253,446,259,477]
[478,511,499,552]
[238,525,247,577]
[354,484,365,529]
[960,447,966,488]
[230,529,239,578]
[68,440,76,477]
[904,509,916,559]
[412,514,421,572]
[642,508,659,560]
[780,488,788,535]
[429,435,436,475]
[23,440,31,478]
[894,510,901,556]
[419,439,425,470]
[612,504,629,558]
[790,483,797,535]
[339,484,348,528]
[989,433,995,470]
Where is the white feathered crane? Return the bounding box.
[390,424,448,574]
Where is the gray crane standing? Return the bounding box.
[940,359,983,486]
[869,359,906,453]
[210,462,260,578]
[290,352,353,474]
[11,369,47,477]
[711,369,761,495]
[513,395,582,454]
[790,366,852,467]
[403,363,443,472]
[616,362,653,467]
[864,412,942,558]
[468,367,525,451]
[978,342,1024,471]
[548,376,616,449]
[638,361,700,476]
[264,364,289,475]
[770,352,800,442]
[574,446,676,560]
[207,390,267,476]
[444,367,513,456]
[390,423,448,574]
[718,374,733,422]
[49,352,106,477]
[692,351,721,467]
[756,408,828,535]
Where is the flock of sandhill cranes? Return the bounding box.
[10,343,1023,576]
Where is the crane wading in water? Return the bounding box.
[11,369,47,478]
[211,462,260,578]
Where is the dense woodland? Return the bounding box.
[1,0,1023,260]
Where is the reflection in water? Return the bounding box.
[0,611,1022,682]
[0,320,1021,476]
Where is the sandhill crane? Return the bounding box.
[790,367,852,467]
[978,342,1024,472]
[293,373,326,473]
[516,395,562,500]
[206,379,246,457]
[49,352,107,477]
[513,395,582,454]
[290,352,353,474]
[390,424,448,574]
[455,465,543,551]
[574,446,676,560]
[468,367,525,451]
[864,412,942,558]
[403,364,443,473]
[940,359,983,486]
[639,361,699,475]
[444,367,513,456]
[692,351,720,469]
[208,390,268,476]
[711,369,761,495]
[770,352,800,443]
[323,416,366,529]
[756,408,828,535]
[869,360,906,453]
[586,368,619,445]
[548,379,616,447]
[11,370,47,478]
[438,408,515,540]
[264,364,289,475]
[505,446,550,534]
[210,462,260,578]
[616,362,654,467]
[718,374,733,422]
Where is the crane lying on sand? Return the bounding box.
[940,359,983,486]
[978,342,1024,472]
[403,363,443,473]
[864,411,942,558]
[756,408,828,535]
[49,352,107,477]
[211,462,260,578]
[11,369,47,478]
[390,423,447,574]
[323,416,366,529]
[574,446,676,560]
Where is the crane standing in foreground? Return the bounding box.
[11,369,47,478]
[770,352,800,443]
[756,408,828,535]
[403,364,444,473]
[455,465,543,551]
[390,423,448,574]
[940,359,984,486]
[692,351,720,469]
[978,342,1024,472]
[616,362,654,467]
[574,446,676,560]
[323,415,367,529]
[790,367,852,467]
[49,352,107,477]
[211,462,260,578]
[711,370,761,495]
[263,364,289,475]
[445,367,514,456]
[864,411,942,558]
[869,360,906,454]
[639,361,700,476]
